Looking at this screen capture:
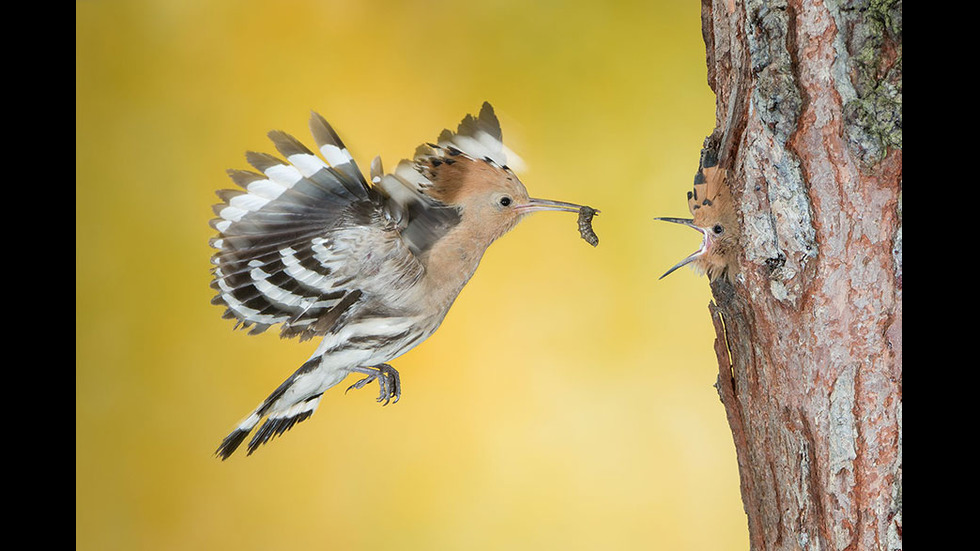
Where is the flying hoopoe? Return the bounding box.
[656,155,737,281]
[210,102,595,459]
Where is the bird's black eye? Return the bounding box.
[499,196,512,207]
[712,224,724,234]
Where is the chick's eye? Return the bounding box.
[499,196,512,207]
[712,224,724,234]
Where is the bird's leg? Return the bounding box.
[374,364,401,405]
[346,363,401,405]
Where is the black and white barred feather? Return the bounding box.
[210,113,383,341]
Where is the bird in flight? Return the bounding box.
[210,102,595,459]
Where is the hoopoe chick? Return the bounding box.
[210,102,593,459]
[656,164,738,281]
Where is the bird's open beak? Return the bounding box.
[655,217,710,279]
[517,198,586,214]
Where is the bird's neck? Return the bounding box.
[420,221,499,309]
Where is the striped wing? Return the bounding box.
[209,113,413,341]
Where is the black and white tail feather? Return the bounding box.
[210,103,512,459]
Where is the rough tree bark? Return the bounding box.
[699,0,901,549]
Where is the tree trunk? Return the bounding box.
[699,1,902,549]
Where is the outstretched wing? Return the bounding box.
[209,113,418,341]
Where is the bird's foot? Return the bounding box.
[347,363,401,405]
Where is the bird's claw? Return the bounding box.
[346,363,401,405]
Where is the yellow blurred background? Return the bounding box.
[76,0,746,549]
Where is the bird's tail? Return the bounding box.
[215,356,342,460]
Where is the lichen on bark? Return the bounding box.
[834,0,903,165]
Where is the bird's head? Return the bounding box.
[425,155,586,242]
[385,102,587,246]
[656,166,738,281]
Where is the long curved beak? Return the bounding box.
[655,217,709,279]
[517,198,586,214]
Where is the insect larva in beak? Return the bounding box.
[578,206,599,247]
